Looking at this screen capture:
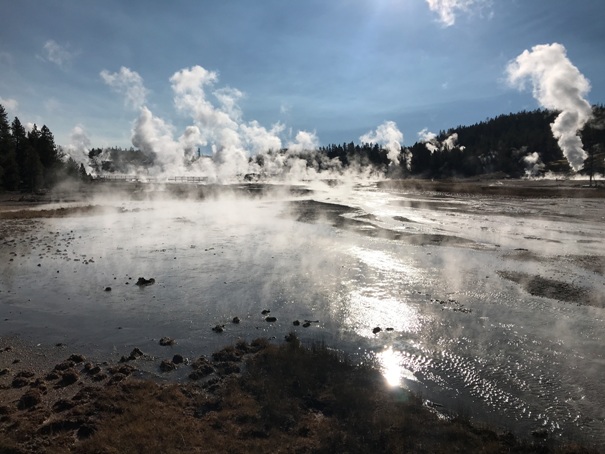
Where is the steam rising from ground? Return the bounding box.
[418,128,463,153]
[506,43,592,172]
[95,65,394,183]
[360,121,406,168]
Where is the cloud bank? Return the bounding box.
[506,43,592,171]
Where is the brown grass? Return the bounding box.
[0,336,599,453]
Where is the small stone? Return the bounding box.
[17,389,42,410]
[104,287,112,292]
[261,309,271,315]
[172,354,184,364]
[265,316,277,322]
[128,347,144,360]
[159,337,175,346]
[232,316,240,324]
[58,369,79,386]
[68,354,86,363]
[293,320,300,326]
[160,359,177,372]
[302,322,311,328]
[372,327,382,334]
[211,325,224,333]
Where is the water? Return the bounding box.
[1,182,604,445]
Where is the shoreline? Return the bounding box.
[1,334,597,453]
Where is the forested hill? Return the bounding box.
[404,106,605,178]
[1,103,605,192]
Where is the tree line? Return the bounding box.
[2,102,604,191]
[0,104,89,192]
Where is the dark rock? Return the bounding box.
[136,277,155,286]
[83,363,102,375]
[293,320,300,326]
[54,360,76,371]
[17,389,42,410]
[11,377,29,388]
[45,371,61,381]
[15,370,35,378]
[0,368,9,376]
[104,287,112,292]
[68,354,86,363]
[128,347,144,360]
[159,336,175,346]
[58,369,79,386]
[302,322,311,328]
[172,354,184,364]
[372,327,382,334]
[12,359,20,364]
[160,359,177,372]
[265,316,277,322]
[285,333,298,343]
[261,309,271,315]
[232,316,240,324]
[212,347,241,363]
[189,357,214,380]
[211,325,224,333]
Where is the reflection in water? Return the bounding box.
[377,346,418,387]
[342,246,424,336]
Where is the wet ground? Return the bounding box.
[1,180,604,445]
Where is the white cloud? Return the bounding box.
[425,0,490,27]
[100,67,149,110]
[506,43,592,171]
[0,97,18,112]
[360,121,403,165]
[41,40,75,68]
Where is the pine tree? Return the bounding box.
[0,104,20,190]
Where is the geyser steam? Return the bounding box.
[360,121,404,167]
[506,43,592,172]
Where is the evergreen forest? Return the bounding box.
[1,103,604,192]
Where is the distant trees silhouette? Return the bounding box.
[1,102,604,190]
[0,104,91,192]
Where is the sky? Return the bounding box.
[1,0,604,156]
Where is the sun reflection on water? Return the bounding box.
[341,246,425,337]
[377,346,418,388]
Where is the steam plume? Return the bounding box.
[522,151,545,178]
[100,67,148,110]
[360,121,403,166]
[66,125,91,170]
[506,43,592,171]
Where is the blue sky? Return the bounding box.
[1,0,604,152]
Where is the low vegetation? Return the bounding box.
[0,335,597,453]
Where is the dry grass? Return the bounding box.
[0,336,600,453]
